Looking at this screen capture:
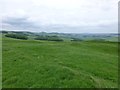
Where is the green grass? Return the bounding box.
[106,37,118,42]
[2,37,118,88]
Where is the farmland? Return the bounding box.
[2,36,118,88]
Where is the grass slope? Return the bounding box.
[2,37,118,88]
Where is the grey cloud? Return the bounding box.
[1,17,117,33]
[2,17,40,30]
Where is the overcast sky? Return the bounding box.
[0,0,119,33]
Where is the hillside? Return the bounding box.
[2,37,118,88]
[1,31,119,42]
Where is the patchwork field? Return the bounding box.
[2,37,118,88]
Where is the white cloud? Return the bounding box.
[0,0,118,33]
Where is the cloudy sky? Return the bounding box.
[0,0,119,33]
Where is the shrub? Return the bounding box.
[5,34,28,40]
[34,36,48,40]
[34,35,63,41]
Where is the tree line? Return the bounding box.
[34,35,63,41]
[5,34,28,40]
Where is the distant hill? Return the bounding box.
[1,30,119,42]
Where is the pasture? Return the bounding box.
[2,37,118,88]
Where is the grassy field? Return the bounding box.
[2,37,118,88]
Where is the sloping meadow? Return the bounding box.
[2,37,118,88]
